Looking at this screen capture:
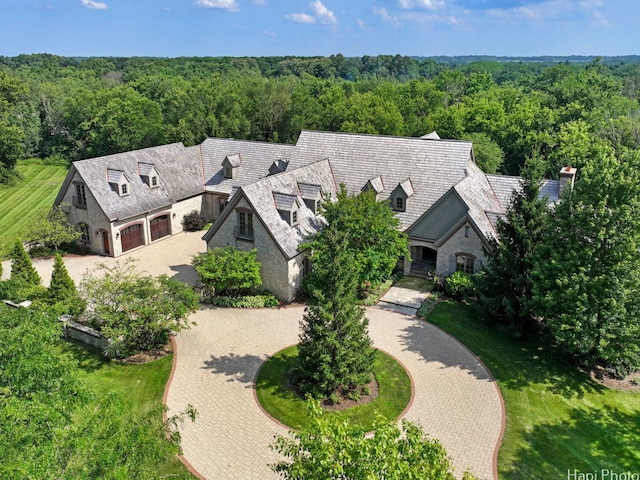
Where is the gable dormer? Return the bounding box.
[273,191,300,226]
[298,183,323,214]
[390,179,414,212]
[362,176,384,198]
[138,162,159,189]
[269,159,289,176]
[222,153,241,179]
[107,169,131,197]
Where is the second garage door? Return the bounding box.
[150,215,171,241]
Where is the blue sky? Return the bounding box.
[0,0,635,58]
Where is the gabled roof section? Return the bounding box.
[486,174,561,211]
[272,192,299,211]
[107,169,129,185]
[269,159,289,175]
[57,143,204,222]
[394,179,414,198]
[137,162,157,177]
[298,182,323,200]
[200,138,296,195]
[293,130,473,231]
[363,176,384,194]
[204,159,338,259]
[222,153,242,168]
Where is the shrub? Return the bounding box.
[182,210,206,232]
[444,271,474,300]
[203,293,279,308]
[192,246,262,296]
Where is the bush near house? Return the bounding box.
[192,246,262,296]
[181,210,206,232]
[80,260,199,358]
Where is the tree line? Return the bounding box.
[1,54,640,184]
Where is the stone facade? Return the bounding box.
[436,222,486,274]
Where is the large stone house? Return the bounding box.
[55,130,572,301]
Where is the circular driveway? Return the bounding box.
[165,304,504,480]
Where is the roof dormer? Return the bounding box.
[362,176,384,198]
[273,191,301,226]
[390,179,414,212]
[138,162,159,189]
[298,182,323,214]
[107,169,131,197]
[269,159,289,176]
[222,153,241,179]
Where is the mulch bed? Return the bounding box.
[590,365,640,391]
[116,341,173,364]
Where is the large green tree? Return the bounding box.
[476,159,548,335]
[305,187,409,292]
[272,400,475,480]
[531,151,640,376]
[297,229,375,398]
[0,70,27,183]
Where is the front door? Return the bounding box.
[101,230,110,255]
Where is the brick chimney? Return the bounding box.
[559,166,577,195]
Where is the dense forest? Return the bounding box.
[1,53,640,184]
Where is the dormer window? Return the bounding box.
[362,176,384,198]
[273,191,300,227]
[390,179,414,212]
[222,153,241,179]
[138,162,159,188]
[298,183,323,214]
[107,169,131,197]
[269,159,289,176]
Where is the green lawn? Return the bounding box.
[255,345,412,431]
[0,160,68,258]
[62,342,196,479]
[425,301,640,479]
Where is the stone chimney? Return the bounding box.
[559,166,577,196]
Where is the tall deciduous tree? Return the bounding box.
[272,400,475,480]
[531,151,640,376]
[305,187,409,292]
[297,229,375,398]
[476,159,548,335]
[26,205,80,251]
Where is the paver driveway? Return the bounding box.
[165,304,504,480]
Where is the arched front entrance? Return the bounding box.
[99,229,110,255]
[410,245,437,277]
[150,214,171,241]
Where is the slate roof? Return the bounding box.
[204,159,338,259]
[199,138,296,195]
[292,130,475,231]
[55,143,204,222]
[486,174,561,210]
[298,183,323,200]
[137,162,156,177]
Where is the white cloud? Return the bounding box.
[310,1,337,24]
[373,6,404,27]
[261,30,278,37]
[80,0,108,10]
[357,18,367,29]
[252,0,268,5]
[398,0,444,9]
[579,0,604,8]
[285,12,316,24]
[194,0,239,10]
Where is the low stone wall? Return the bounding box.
[59,315,110,352]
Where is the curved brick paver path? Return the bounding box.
[165,304,504,480]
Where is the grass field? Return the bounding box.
[255,345,412,431]
[63,342,196,479]
[0,160,68,258]
[426,302,640,479]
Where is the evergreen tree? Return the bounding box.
[296,229,375,398]
[48,253,85,316]
[476,159,548,335]
[531,151,640,377]
[9,239,41,287]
